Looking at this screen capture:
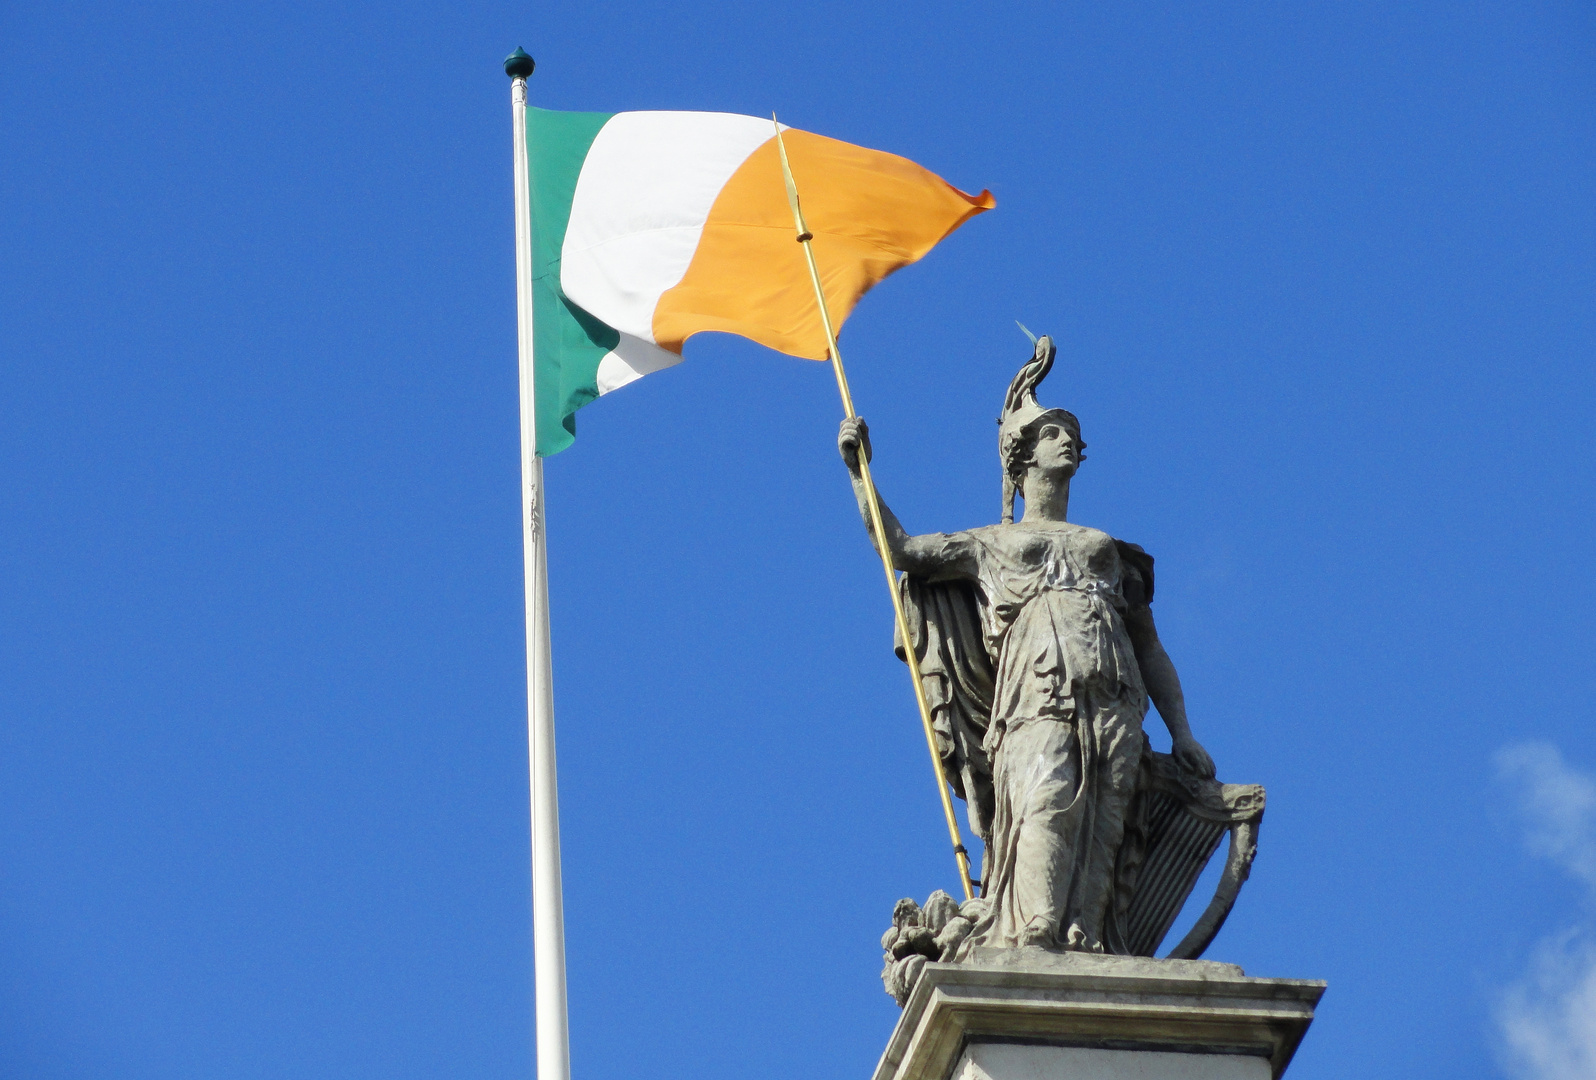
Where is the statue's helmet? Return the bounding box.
[999,334,1081,522]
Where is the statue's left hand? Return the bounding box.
[1172,735,1216,780]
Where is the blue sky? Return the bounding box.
[3,3,1594,1078]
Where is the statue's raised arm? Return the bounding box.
[837,417,978,582]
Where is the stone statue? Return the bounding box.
[840,336,1266,1004]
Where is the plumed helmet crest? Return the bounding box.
[998,334,1081,523]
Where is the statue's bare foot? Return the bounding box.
[1017,919,1053,950]
[1063,924,1104,953]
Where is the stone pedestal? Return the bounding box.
[872,950,1325,1080]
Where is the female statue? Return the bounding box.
[840,335,1218,956]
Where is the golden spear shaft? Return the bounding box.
[772,118,975,901]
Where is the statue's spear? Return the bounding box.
[771,117,976,901]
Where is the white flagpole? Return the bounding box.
[506,48,571,1080]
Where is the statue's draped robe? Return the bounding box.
[896,522,1158,953]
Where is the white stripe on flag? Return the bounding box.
[596,333,682,395]
[560,111,778,344]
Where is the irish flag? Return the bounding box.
[524,107,994,455]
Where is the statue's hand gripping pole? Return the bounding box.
[772,117,975,901]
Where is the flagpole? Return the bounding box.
[507,48,571,1080]
[771,121,975,902]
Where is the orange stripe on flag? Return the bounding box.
[652,130,994,360]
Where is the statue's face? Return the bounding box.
[1028,421,1081,481]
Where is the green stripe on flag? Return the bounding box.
[526,107,619,456]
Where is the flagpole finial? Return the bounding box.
[504,47,535,79]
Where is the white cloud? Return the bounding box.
[1497,931,1596,1080]
[1494,742,1596,1080]
[1497,743,1596,888]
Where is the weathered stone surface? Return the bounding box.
[923,891,962,933]
[842,335,1264,966]
[883,894,1000,1006]
[846,338,1321,1071]
[955,1043,1270,1080]
[872,949,1324,1080]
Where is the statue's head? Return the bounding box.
[999,334,1086,523]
